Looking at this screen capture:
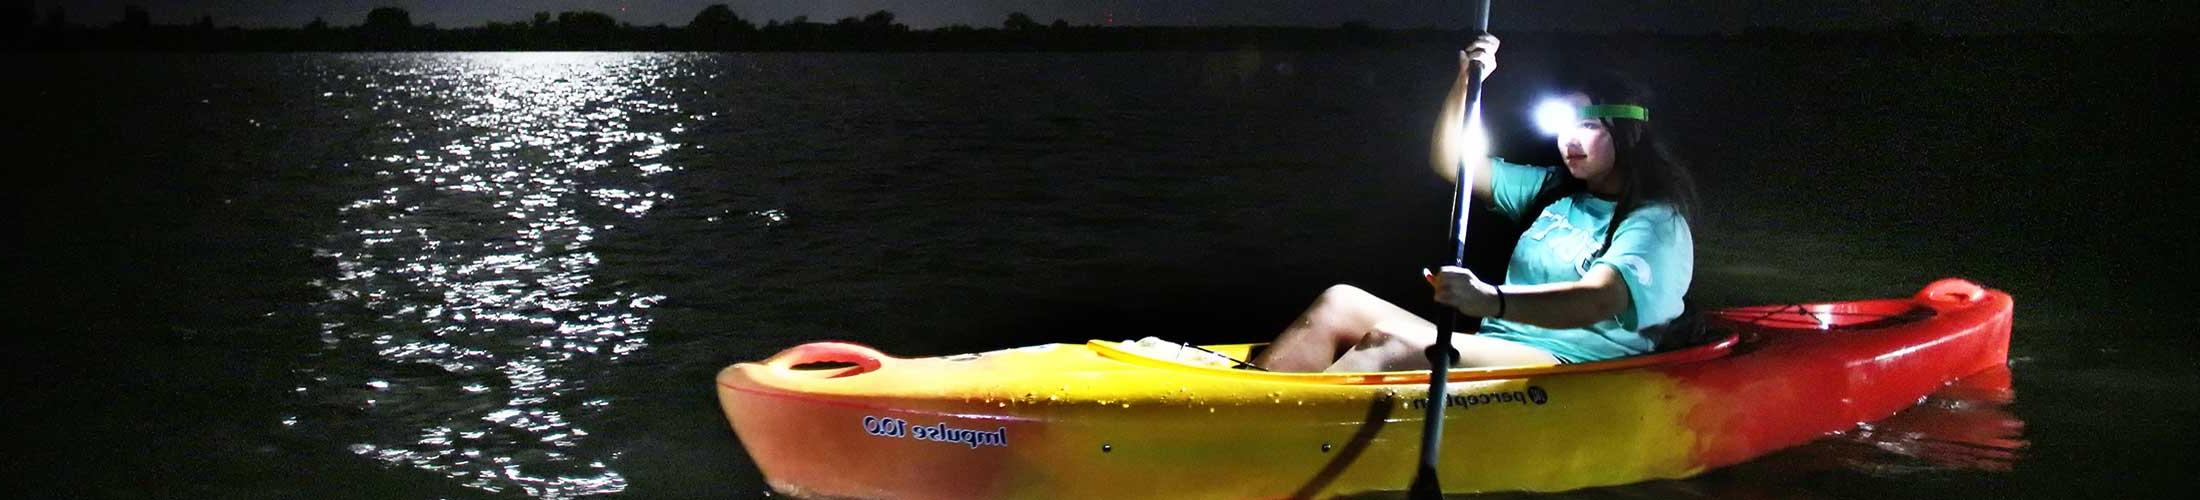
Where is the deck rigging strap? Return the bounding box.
[1183,343,1268,371]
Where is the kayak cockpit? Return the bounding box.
[1087,331,1739,385]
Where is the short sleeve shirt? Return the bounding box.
[1475,158,1695,362]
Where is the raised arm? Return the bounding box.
[1432,34,1501,202]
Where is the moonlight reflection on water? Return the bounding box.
[291,53,692,497]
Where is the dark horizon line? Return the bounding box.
[9,8,2183,54]
[13,21,2184,37]
[6,4,2185,37]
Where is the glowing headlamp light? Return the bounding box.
[1533,98,1650,136]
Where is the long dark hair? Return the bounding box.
[1556,70,1699,258]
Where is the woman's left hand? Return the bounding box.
[1428,266,1501,317]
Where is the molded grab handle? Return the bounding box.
[762,342,887,378]
[1918,278,1987,305]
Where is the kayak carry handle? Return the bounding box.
[762,342,887,379]
[1918,278,1987,306]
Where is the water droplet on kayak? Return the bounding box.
[1120,403,1130,409]
[997,402,1007,408]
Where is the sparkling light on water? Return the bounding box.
[294,53,694,498]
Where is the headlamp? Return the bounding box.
[1533,98,1650,136]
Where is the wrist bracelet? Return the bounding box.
[1495,286,1507,319]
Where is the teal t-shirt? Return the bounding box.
[1476,158,1694,362]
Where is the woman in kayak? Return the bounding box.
[1255,35,1698,372]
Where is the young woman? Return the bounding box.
[1254,35,1699,372]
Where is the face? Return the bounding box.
[1552,93,1617,188]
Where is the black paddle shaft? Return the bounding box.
[1412,1,1491,498]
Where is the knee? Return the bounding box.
[1301,284,1372,328]
[1316,284,1371,306]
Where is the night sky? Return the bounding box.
[27,0,2194,34]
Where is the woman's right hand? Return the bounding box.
[1460,34,1500,82]
[1433,33,1502,186]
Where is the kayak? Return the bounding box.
[715,278,2012,498]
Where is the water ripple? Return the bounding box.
[291,53,695,498]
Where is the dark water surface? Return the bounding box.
[11,38,2196,498]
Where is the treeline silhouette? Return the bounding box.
[7,3,2167,52]
[6,3,1412,51]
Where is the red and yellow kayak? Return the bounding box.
[715,278,2012,498]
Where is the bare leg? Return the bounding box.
[1253,285,1428,372]
[1327,323,1560,373]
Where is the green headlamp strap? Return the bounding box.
[1580,104,1649,122]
